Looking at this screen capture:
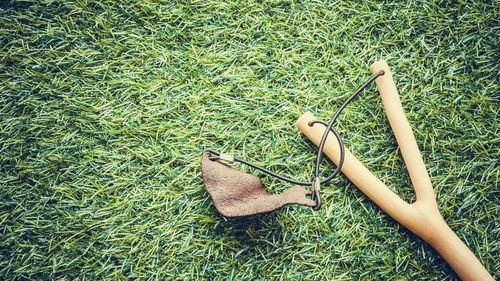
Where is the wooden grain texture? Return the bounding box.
[295,60,493,281]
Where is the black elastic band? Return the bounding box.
[314,70,384,179]
[205,123,342,186]
[206,70,384,208]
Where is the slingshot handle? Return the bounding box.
[370,60,492,281]
[295,60,493,280]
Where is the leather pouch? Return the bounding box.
[201,152,315,217]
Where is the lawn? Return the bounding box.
[0,0,498,280]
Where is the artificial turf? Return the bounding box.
[0,0,498,280]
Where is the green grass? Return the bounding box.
[0,0,498,279]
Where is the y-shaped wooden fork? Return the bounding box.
[296,60,493,281]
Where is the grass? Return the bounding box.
[0,0,498,279]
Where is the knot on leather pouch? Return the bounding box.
[201,152,316,217]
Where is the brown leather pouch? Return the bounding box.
[201,152,315,217]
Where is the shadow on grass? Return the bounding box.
[211,209,285,240]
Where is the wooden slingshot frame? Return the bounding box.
[295,60,493,281]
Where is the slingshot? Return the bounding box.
[201,60,493,280]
